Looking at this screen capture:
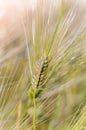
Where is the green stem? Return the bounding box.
[33,90,36,130]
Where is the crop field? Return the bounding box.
[0,0,86,130]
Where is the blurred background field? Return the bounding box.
[0,0,86,130]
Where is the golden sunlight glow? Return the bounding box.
[0,0,7,20]
[28,0,37,9]
[0,0,37,39]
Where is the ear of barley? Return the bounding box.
[28,56,48,99]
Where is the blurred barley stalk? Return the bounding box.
[0,0,86,130]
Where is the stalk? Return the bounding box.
[33,89,37,130]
